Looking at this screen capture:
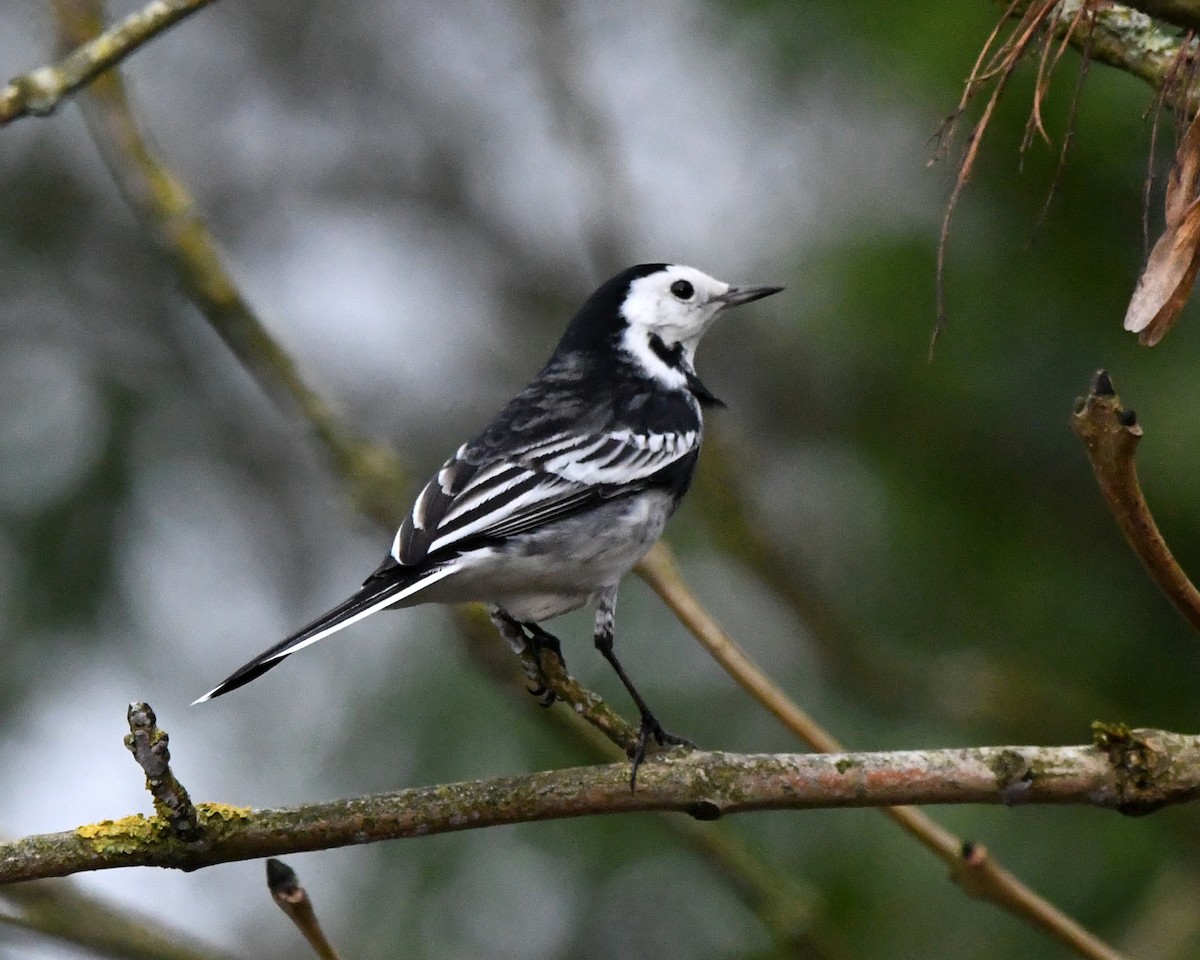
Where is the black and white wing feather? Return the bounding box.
[392,426,701,566]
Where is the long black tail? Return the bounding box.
[192,560,458,703]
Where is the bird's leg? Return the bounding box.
[488,606,558,706]
[593,588,693,789]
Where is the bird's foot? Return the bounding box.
[523,622,568,708]
[627,713,695,792]
[488,609,567,707]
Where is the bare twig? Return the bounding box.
[266,860,341,960]
[2,731,1199,886]
[637,544,1129,960]
[124,702,202,842]
[0,0,217,126]
[934,0,1058,358]
[1072,370,1200,633]
[454,606,642,755]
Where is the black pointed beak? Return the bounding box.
[712,284,784,308]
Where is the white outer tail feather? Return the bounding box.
[191,563,461,704]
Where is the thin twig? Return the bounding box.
[1029,5,1093,239]
[934,0,1058,358]
[636,544,1130,960]
[453,605,640,754]
[123,702,203,842]
[0,0,217,125]
[266,860,342,960]
[1072,370,1200,634]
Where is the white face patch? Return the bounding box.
[616,265,733,386]
[620,265,731,345]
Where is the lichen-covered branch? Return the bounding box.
[2,733,1199,886]
[124,702,202,841]
[1006,1,1199,111]
[1072,370,1200,634]
[1123,0,1200,33]
[0,0,217,126]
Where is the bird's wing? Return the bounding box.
[392,427,701,565]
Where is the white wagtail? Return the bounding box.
[195,263,782,781]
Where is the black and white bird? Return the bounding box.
[195,263,782,778]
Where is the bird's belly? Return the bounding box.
[415,490,676,620]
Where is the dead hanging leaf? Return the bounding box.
[1125,112,1200,346]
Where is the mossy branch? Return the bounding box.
[1004,1,1200,111]
[3,725,1200,886]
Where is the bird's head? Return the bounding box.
[621,264,780,351]
[556,263,782,392]
[614,264,782,390]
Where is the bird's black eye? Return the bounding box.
[670,279,694,300]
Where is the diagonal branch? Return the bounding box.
[636,544,1129,960]
[1072,370,1200,633]
[452,606,824,951]
[0,878,235,960]
[50,0,408,527]
[0,0,218,126]
[2,719,1199,886]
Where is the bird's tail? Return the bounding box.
[192,561,459,703]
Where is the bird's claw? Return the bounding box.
[627,715,694,791]
[526,681,557,707]
[522,623,567,706]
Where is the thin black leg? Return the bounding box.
[593,588,693,790]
